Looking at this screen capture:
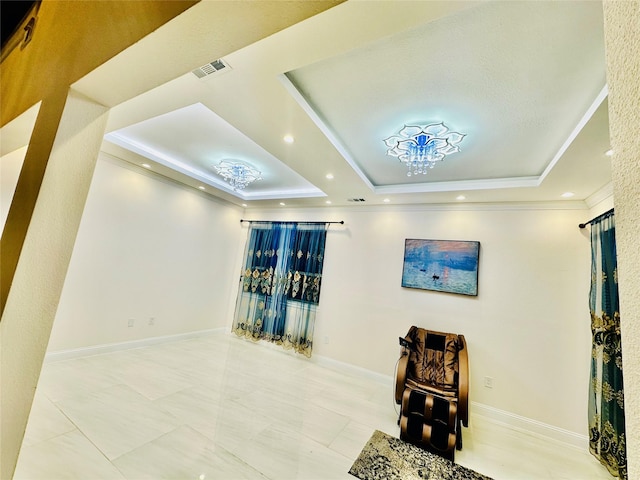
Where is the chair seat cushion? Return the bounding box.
[406,378,458,397]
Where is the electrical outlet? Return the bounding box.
[128,318,135,328]
[323,335,329,344]
[149,317,155,326]
[484,376,494,389]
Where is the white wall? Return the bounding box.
[47,154,244,351]
[248,204,593,437]
[47,154,598,439]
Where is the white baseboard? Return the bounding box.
[470,402,589,450]
[312,354,395,386]
[44,330,588,450]
[44,328,224,363]
[310,354,588,450]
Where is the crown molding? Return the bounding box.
[585,182,613,209]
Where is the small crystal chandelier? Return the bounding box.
[384,122,465,176]
[214,160,262,191]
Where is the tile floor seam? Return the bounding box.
[14,332,614,480]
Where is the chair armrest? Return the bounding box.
[457,334,469,427]
[395,351,409,404]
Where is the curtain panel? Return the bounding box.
[588,213,626,479]
[233,222,328,357]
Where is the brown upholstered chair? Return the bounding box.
[395,326,469,460]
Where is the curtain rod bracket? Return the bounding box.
[579,208,614,228]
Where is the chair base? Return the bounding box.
[398,389,460,461]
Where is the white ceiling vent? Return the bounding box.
[192,59,231,79]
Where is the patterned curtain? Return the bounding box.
[233,222,328,357]
[588,212,626,479]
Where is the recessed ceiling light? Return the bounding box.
[283,135,294,144]
[456,195,466,201]
[326,173,334,180]
[241,203,247,207]
[198,186,205,191]
[383,198,391,203]
[325,200,332,205]
[141,163,151,169]
[561,192,575,198]
[279,202,286,206]
[605,149,613,157]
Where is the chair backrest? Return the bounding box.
[406,327,460,390]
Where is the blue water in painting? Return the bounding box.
[402,241,479,295]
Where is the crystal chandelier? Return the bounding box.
[214,160,262,191]
[384,122,465,176]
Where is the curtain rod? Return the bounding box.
[579,208,614,229]
[240,220,344,225]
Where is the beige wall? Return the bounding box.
[603,1,640,478]
[0,0,197,126]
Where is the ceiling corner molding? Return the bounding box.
[538,84,609,183]
[373,176,541,195]
[384,200,588,213]
[97,150,241,210]
[248,200,587,218]
[585,182,613,209]
[103,132,326,202]
[104,131,229,189]
[241,189,326,200]
[278,73,375,191]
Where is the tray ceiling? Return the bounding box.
[92,1,611,208]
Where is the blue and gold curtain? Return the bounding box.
[233,222,327,357]
[588,212,626,479]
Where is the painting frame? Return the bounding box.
[401,239,480,296]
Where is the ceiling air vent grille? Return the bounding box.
[192,59,230,79]
[347,198,366,202]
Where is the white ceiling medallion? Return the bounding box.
[384,123,466,177]
[214,160,262,191]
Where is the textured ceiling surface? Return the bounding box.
[286,1,606,188]
[105,103,322,199]
[5,1,611,209]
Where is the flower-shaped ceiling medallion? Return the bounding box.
[214,160,262,191]
[384,122,466,176]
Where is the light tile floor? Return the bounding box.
[14,332,612,479]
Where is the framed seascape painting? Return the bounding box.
[401,239,480,296]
